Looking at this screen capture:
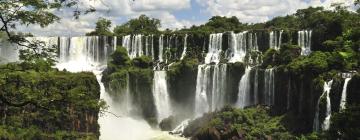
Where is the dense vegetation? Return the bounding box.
[0,63,104,139]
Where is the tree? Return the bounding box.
[114,14,160,35]
[86,17,113,36]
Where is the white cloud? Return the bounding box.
[17,0,357,36]
[20,0,192,36]
[196,0,356,23]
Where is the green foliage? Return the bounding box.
[110,47,131,68]
[192,106,298,139]
[327,105,360,139]
[114,15,160,35]
[288,51,330,75]
[86,18,113,36]
[0,63,103,139]
[167,57,199,78]
[262,48,278,68]
[132,56,153,68]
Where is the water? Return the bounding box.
[236,67,252,108]
[159,35,164,62]
[253,68,259,105]
[194,64,227,116]
[264,68,275,106]
[340,78,351,110]
[180,34,188,60]
[153,71,172,122]
[322,80,333,130]
[269,30,283,50]
[298,30,312,55]
[228,31,247,63]
[313,80,333,131]
[205,33,223,64]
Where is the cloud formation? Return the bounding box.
[20,0,357,36]
[196,0,356,23]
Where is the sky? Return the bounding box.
[18,0,357,36]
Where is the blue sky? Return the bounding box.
[20,0,356,36]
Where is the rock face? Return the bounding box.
[0,69,101,139]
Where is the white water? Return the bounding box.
[159,35,164,62]
[153,71,172,122]
[340,78,351,110]
[180,34,188,60]
[269,30,282,50]
[253,68,259,105]
[313,80,333,131]
[264,68,275,106]
[298,30,312,55]
[228,31,247,63]
[322,80,333,131]
[194,64,227,116]
[236,67,252,108]
[205,33,223,64]
[194,65,210,117]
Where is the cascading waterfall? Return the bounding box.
[43,36,184,140]
[153,71,172,121]
[264,68,275,106]
[322,80,333,130]
[122,35,131,54]
[253,68,259,105]
[131,34,143,58]
[269,30,283,50]
[236,67,252,108]
[298,30,312,55]
[145,36,149,56]
[228,31,247,63]
[205,33,223,64]
[180,34,188,60]
[194,64,227,116]
[159,35,164,62]
[340,78,351,110]
[313,80,333,131]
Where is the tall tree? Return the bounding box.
[86,17,113,36]
[114,14,160,35]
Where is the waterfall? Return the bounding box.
[180,34,188,60]
[264,68,275,106]
[228,31,247,63]
[121,35,145,59]
[151,35,154,60]
[340,78,351,110]
[253,68,259,105]
[122,35,131,54]
[159,35,164,62]
[145,36,149,56]
[298,30,312,55]
[205,33,223,64]
[322,80,333,130]
[153,71,172,121]
[313,80,333,131]
[236,67,252,108]
[194,64,227,116]
[210,64,227,111]
[269,30,282,50]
